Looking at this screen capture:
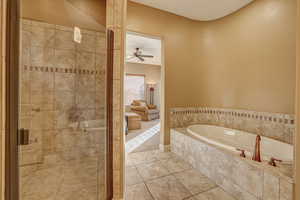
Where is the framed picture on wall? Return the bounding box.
[124,74,145,105]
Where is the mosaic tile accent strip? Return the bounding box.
[170,107,295,144]
[23,65,106,75]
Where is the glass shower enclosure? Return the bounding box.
[17,0,110,199]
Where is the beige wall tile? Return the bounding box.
[31,71,54,91]
[54,90,75,111]
[54,30,76,50]
[95,53,106,70]
[31,46,55,67]
[263,172,280,200]
[54,73,75,91]
[54,49,76,68]
[31,25,55,48]
[76,33,96,53]
[280,179,293,200]
[96,34,106,54]
[76,51,96,70]
[171,129,293,200]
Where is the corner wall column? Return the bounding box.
[106,0,127,199]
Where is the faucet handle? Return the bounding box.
[268,157,282,167]
[236,148,246,158]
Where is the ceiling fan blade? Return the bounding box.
[137,55,145,61]
[140,55,154,58]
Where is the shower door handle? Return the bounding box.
[18,128,30,145]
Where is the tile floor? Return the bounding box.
[126,119,160,153]
[125,149,236,200]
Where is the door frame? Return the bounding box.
[5,0,20,199]
[125,30,166,150]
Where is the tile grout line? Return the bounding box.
[143,180,156,200]
[126,149,238,200]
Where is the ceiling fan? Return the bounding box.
[127,48,154,62]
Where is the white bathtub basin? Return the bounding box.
[187,124,293,162]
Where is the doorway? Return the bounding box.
[5,0,112,199]
[124,32,163,154]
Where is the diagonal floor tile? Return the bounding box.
[160,156,192,173]
[193,187,235,200]
[183,197,197,200]
[127,151,157,165]
[146,175,191,200]
[174,169,217,195]
[136,161,171,181]
[126,183,154,200]
[126,166,144,186]
[126,154,135,166]
[154,150,176,160]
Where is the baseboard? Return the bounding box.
[159,144,170,152]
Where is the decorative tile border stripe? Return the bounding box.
[169,107,295,144]
[170,107,294,125]
[23,65,106,75]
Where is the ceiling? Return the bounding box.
[130,0,253,21]
[126,32,162,66]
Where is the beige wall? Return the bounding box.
[191,0,296,114]
[22,0,106,31]
[127,0,296,144]
[125,62,161,109]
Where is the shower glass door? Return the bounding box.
[18,0,108,199]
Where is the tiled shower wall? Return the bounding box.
[19,19,107,199]
[170,107,295,144]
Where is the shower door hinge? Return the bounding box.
[18,128,30,145]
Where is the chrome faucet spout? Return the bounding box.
[252,135,261,162]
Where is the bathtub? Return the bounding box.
[171,127,294,200]
[187,124,293,162]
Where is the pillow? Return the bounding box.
[132,106,147,112]
[132,100,141,106]
[139,101,147,107]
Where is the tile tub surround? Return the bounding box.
[19,19,107,199]
[170,107,295,144]
[171,128,294,200]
